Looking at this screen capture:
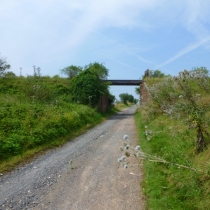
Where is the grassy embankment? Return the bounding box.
[0,76,121,173]
[135,76,210,209]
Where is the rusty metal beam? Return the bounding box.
[104,80,143,86]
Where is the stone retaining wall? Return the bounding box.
[139,82,150,104]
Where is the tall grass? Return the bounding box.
[0,76,117,172]
[135,69,210,209]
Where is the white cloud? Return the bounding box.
[1,0,210,76]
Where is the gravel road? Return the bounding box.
[0,105,145,210]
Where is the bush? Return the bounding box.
[0,75,106,162]
[70,69,109,107]
[147,68,210,152]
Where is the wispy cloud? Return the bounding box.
[154,36,210,69]
[151,0,210,70]
[1,0,210,78]
[49,0,157,67]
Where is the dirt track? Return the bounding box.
[0,106,145,210]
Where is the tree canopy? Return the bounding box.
[191,66,209,76]
[60,65,83,79]
[84,62,109,79]
[0,55,11,77]
[135,87,140,95]
[149,70,166,78]
[119,93,136,104]
[70,69,109,107]
[4,71,16,78]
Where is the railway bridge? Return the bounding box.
[99,79,149,111]
[105,80,143,86]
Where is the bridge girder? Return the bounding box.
[104,80,143,86]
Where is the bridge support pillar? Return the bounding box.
[98,94,108,112]
[139,69,150,105]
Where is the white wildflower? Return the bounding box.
[136,151,143,158]
[121,155,126,161]
[135,145,141,151]
[124,164,128,169]
[125,145,130,150]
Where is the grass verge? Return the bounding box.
[135,110,210,210]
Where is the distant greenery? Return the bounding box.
[0,54,11,77]
[135,66,210,209]
[135,87,140,96]
[4,71,16,78]
[142,69,169,79]
[149,69,168,78]
[119,93,138,105]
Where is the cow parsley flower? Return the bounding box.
[135,145,141,151]
[125,145,130,150]
[124,164,128,169]
[136,151,143,158]
[146,130,152,136]
[121,155,126,160]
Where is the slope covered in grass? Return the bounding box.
[0,76,117,172]
[135,69,210,209]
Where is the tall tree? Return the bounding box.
[135,87,140,95]
[191,66,208,76]
[70,69,109,107]
[4,71,16,78]
[119,93,135,104]
[0,55,11,77]
[84,62,109,79]
[61,65,82,79]
[149,70,166,78]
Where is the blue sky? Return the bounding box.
[1,0,210,99]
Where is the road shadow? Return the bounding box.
[108,113,134,120]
